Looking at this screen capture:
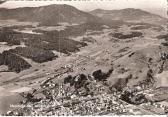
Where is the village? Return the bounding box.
[4,66,168,116]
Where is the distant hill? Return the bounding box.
[1,5,161,27]
[90,8,167,25]
[0,4,98,25]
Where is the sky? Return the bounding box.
[0,0,167,17]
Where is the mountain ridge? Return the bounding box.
[89,8,167,25]
[0,5,166,26]
[0,4,99,25]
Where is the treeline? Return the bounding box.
[157,34,168,40]
[0,51,31,73]
[110,31,143,39]
[131,25,151,30]
[159,34,168,47]
[131,24,163,31]
[0,28,22,45]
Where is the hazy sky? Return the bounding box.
[0,0,167,17]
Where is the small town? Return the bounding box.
[4,69,168,116]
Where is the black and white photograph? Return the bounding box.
[0,0,167,116]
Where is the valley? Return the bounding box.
[0,4,167,115]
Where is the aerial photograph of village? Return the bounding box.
[0,0,167,116]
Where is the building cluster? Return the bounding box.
[6,67,168,116]
[6,74,129,116]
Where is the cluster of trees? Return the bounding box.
[92,68,113,81]
[120,89,147,105]
[64,74,88,87]
[157,34,168,40]
[64,68,113,96]
[0,51,31,73]
[24,33,87,54]
[7,25,35,30]
[0,29,21,45]
[64,68,113,85]
[9,47,57,63]
[110,31,143,39]
[131,25,151,30]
